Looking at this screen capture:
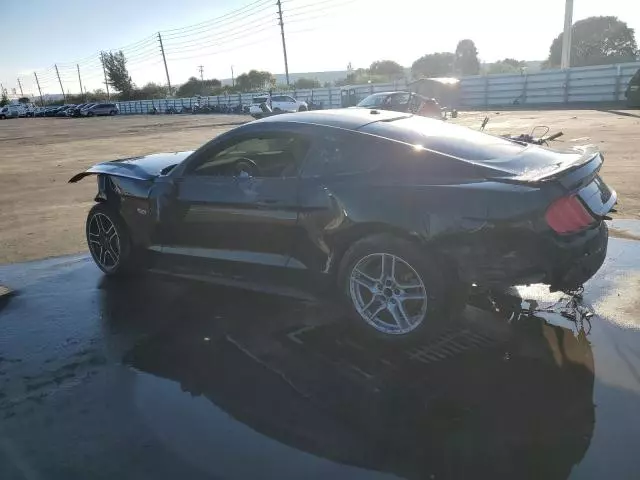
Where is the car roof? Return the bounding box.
[254,108,412,130]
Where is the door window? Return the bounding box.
[190,133,310,178]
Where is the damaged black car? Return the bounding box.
[70,109,616,341]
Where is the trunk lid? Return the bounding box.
[69,151,193,183]
[491,145,616,218]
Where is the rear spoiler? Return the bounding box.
[508,146,602,186]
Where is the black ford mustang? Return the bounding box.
[70,109,615,340]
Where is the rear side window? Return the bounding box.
[302,130,397,177]
[361,116,525,162]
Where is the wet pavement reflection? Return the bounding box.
[1,234,640,480]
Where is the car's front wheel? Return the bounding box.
[86,203,137,276]
[338,234,452,341]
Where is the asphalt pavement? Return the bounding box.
[1,223,640,480]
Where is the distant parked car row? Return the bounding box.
[1,102,119,120]
[0,103,36,119]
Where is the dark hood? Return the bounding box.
[69,151,193,183]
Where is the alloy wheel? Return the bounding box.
[349,253,428,335]
[88,212,121,270]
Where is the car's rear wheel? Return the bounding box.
[87,111,94,117]
[86,203,137,276]
[110,110,116,115]
[338,234,452,341]
[298,105,308,112]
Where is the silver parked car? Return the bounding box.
[80,103,119,117]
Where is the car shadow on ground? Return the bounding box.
[596,109,640,119]
[97,275,596,480]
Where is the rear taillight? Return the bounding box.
[545,195,595,234]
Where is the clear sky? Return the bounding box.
[1,0,638,97]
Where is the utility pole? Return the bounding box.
[17,78,24,97]
[34,72,44,106]
[158,32,172,95]
[54,64,66,103]
[231,65,235,87]
[197,65,204,82]
[100,52,110,100]
[560,0,573,69]
[276,0,290,86]
[77,64,85,102]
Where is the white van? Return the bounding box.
[0,104,27,119]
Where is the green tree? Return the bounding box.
[546,16,638,68]
[234,70,275,92]
[411,52,455,78]
[176,77,222,97]
[136,82,168,99]
[18,97,30,104]
[102,51,134,98]
[65,93,85,103]
[86,89,108,102]
[454,39,480,75]
[487,58,526,74]
[293,77,321,89]
[369,60,404,77]
[0,91,8,107]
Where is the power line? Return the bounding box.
[162,13,276,47]
[161,0,272,35]
[284,0,359,20]
[165,33,279,62]
[163,24,278,55]
[161,4,274,41]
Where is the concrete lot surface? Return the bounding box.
[0,109,638,265]
[1,229,640,479]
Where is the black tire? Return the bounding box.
[87,111,94,117]
[86,203,139,276]
[0,115,5,120]
[110,110,116,116]
[298,105,308,112]
[273,107,282,112]
[338,233,456,342]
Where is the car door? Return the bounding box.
[270,95,285,111]
[156,127,311,282]
[387,92,411,112]
[281,95,298,112]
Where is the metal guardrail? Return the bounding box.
[114,62,640,113]
[459,62,640,107]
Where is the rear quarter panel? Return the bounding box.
[295,168,559,280]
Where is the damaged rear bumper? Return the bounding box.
[546,222,608,291]
[450,221,608,291]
